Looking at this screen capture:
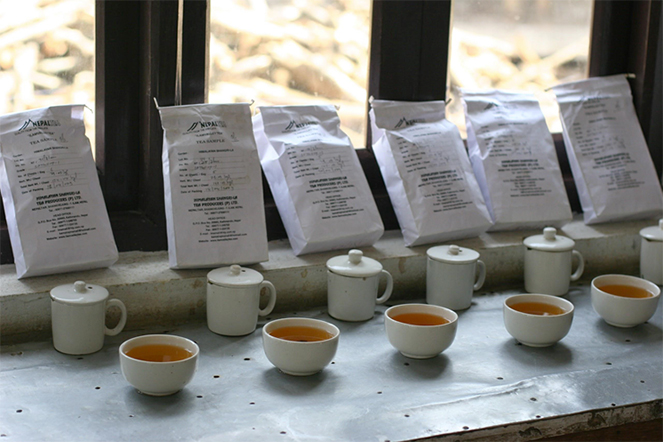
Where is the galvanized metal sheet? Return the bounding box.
[1,284,661,441]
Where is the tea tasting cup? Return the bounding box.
[591,274,661,328]
[503,294,574,347]
[326,249,393,322]
[262,317,339,376]
[426,244,486,310]
[51,281,127,355]
[384,303,458,359]
[207,264,277,336]
[524,227,584,296]
[119,334,199,396]
[639,219,662,285]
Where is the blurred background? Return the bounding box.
[0,0,593,151]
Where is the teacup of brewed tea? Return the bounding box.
[384,304,458,359]
[262,318,339,376]
[591,274,661,328]
[119,334,199,396]
[503,294,574,347]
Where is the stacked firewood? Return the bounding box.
[0,0,94,140]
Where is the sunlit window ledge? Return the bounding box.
[1,215,652,344]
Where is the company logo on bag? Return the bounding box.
[394,117,425,128]
[186,120,226,132]
[283,119,318,132]
[16,119,61,133]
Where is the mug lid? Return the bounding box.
[207,265,264,286]
[326,250,382,277]
[426,245,479,263]
[524,227,575,251]
[50,281,109,305]
[639,219,663,241]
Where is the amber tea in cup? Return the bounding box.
[391,312,449,326]
[125,344,194,362]
[597,284,654,299]
[119,334,199,396]
[510,302,566,316]
[591,275,661,328]
[262,318,340,376]
[269,326,333,342]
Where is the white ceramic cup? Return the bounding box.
[51,281,127,355]
[384,303,458,359]
[503,294,574,347]
[119,334,199,396]
[326,250,393,322]
[639,219,662,285]
[426,245,486,310]
[591,274,661,328]
[262,317,340,376]
[207,265,277,336]
[524,227,584,296]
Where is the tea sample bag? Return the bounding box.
[462,89,572,230]
[0,105,118,278]
[253,105,383,255]
[552,74,663,224]
[370,99,492,246]
[157,102,268,268]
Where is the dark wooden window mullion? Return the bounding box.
[365,1,452,231]
[95,1,141,211]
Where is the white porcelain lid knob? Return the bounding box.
[74,281,87,293]
[543,227,556,241]
[348,250,363,264]
[230,265,242,276]
[448,245,460,255]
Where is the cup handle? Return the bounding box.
[570,250,584,281]
[375,270,393,304]
[105,298,127,336]
[474,260,486,291]
[258,281,277,316]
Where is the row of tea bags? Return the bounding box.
[1,75,660,277]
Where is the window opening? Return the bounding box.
[447,0,594,136]
[208,0,371,148]
[0,0,95,152]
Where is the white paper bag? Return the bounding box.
[462,89,572,231]
[253,105,383,255]
[552,75,663,224]
[0,105,118,278]
[157,102,268,268]
[370,99,492,246]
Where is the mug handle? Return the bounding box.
[258,281,277,316]
[105,298,127,336]
[570,250,584,281]
[375,270,393,304]
[474,260,486,291]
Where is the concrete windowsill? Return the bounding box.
[0,216,653,343]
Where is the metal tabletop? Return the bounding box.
[1,284,662,442]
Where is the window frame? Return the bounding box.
[0,0,660,263]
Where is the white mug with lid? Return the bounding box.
[50,281,127,355]
[639,219,662,284]
[326,249,393,322]
[426,244,486,310]
[207,264,277,336]
[524,227,584,296]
